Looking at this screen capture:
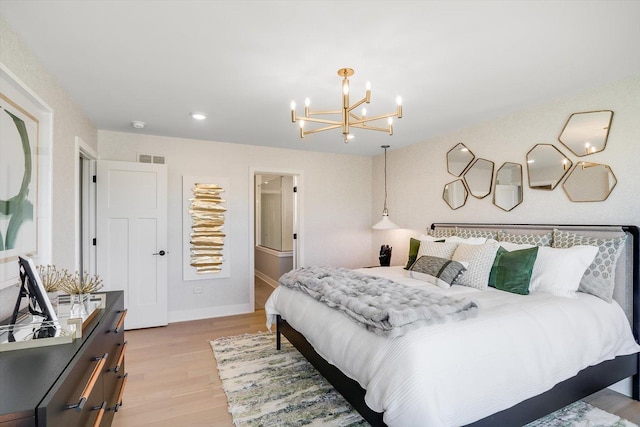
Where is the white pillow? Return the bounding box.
[452,241,500,290]
[498,241,535,252]
[529,246,599,298]
[446,236,487,245]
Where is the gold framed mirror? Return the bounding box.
[562,162,617,202]
[447,143,475,177]
[526,144,572,190]
[443,179,468,210]
[558,110,613,157]
[464,158,494,199]
[493,162,523,211]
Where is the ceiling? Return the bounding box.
[1,0,639,157]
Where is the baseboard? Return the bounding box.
[168,303,254,324]
[255,270,279,288]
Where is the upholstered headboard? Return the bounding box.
[430,223,639,342]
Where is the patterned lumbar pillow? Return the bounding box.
[552,229,627,302]
[409,256,467,288]
[498,231,552,247]
[428,228,456,238]
[452,240,500,290]
[455,227,499,240]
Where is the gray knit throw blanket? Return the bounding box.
[279,267,478,338]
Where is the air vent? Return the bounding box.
[138,153,165,164]
[138,154,152,163]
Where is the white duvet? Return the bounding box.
[265,266,640,427]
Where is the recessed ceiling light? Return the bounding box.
[191,112,207,120]
[132,121,146,129]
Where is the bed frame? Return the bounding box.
[276,223,640,427]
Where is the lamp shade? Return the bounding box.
[372,212,399,230]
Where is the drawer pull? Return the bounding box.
[67,353,108,412]
[110,309,128,333]
[110,340,128,373]
[92,401,107,427]
[108,372,128,412]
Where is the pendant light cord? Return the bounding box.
[383,145,389,213]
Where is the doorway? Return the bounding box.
[249,168,302,310]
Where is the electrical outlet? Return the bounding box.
[193,286,203,294]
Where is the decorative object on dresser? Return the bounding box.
[290,68,402,144]
[0,291,127,427]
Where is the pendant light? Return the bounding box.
[373,145,399,230]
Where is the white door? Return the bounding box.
[96,160,168,329]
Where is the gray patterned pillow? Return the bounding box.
[498,231,552,247]
[455,227,498,239]
[552,229,627,302]
[428,228,456,238]
[417,241,459,260]
[452,240,500,290]
[409,256,467,288]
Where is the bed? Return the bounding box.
[265,223,640,426]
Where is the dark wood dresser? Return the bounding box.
[0,291,127,427]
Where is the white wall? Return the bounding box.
[373,74,640,270]
[98,131,373,321]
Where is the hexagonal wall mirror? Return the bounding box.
[447,143,475,176]
[526,144,572,190]
[562,162,617,202]
[443,179,468,210]
[464,158,494,199]
[558,110,613,157]
[493,162,523,211]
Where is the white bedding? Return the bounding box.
[265,266,640,427]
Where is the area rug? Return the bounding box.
[210,333,638,427]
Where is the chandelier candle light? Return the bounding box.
[291,68,402,144]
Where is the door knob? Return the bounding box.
[153,250,167,256]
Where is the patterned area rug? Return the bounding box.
[210,333,638,427]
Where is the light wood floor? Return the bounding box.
[112,284,640,426]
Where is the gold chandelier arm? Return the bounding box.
[298,117,342,125]
[346,97,368,112]
[350,123,390,132]
[356,112,399,123]
[306,109,342,116]
[303,124,342,135]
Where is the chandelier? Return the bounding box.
[290,68,403,143]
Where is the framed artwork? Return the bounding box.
[182,176,230,281]
[0,64,53,290]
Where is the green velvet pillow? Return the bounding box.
[404,238,421,269]
[488,246,539,295]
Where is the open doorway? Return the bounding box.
[250,168,302,310]
[75,137,97,275]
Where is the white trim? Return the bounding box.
[249,167,304,311]
[74,137,97,274]
[255,269,279,288]
[168,303,253,324]
[255,245,293,258]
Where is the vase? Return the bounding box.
[47,291,59,313]
[70,293,89,318]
